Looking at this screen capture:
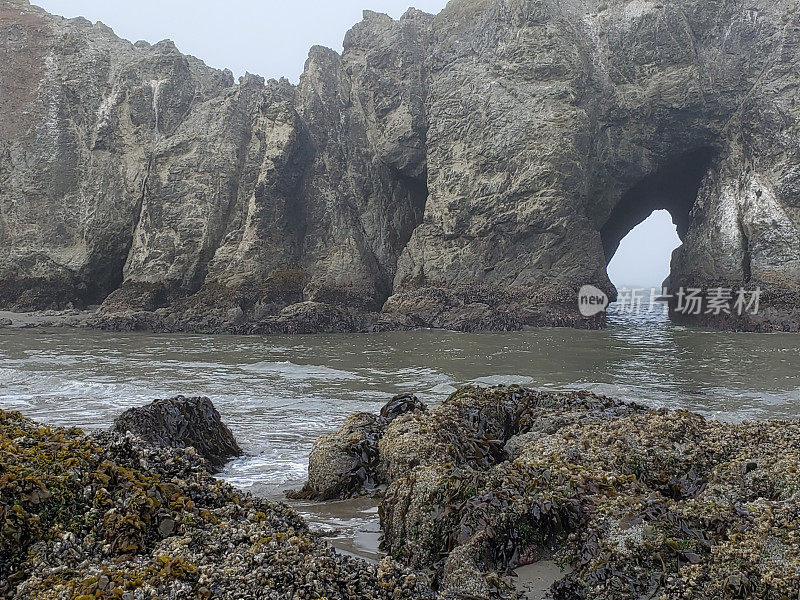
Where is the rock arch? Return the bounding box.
[599,147,715,268]
[386,0,800,332]
[1,0,798,332]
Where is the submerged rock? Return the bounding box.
[307,385,800,599]
[112,396,242,472]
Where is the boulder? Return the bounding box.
[289,393,425,500]
[113,396,242,472]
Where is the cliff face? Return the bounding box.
[1,0,798,332]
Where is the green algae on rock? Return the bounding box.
[0,409,428,600]
[300,386,800,599]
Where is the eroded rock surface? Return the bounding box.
[2,0,799,331]
[302,385,800,599]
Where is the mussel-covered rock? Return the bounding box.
[305,385,800,599]
[376,386,800,599]
[306,386,642,498]
[113,395,242,472]
[0,409,430,600]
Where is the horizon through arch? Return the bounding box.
[607,209,682,291]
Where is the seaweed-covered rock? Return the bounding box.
[113,396,242,472]
[290,393,426,500]
[306,385,800,598]
[378,387,642,483]
[300,386,642,503]
[374,386,800,599]
[293,412,382,501]
[0,409,430,600]
[377,389,514,482]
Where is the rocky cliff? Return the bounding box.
[1,0,799,332]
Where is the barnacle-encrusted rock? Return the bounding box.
[113,395,242,472]
[291,411,383,500]
[2,0,799,332]
[290,393,426,500]
[378,387,643,483]
[314,385,800,599]
[0,409,429,600]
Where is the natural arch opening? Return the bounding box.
[607,210,681,289]
[600,146,716,299]
[600,147,715,265]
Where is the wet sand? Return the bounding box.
[0,308,96,328]
[287,495,384,562]
[288,494,569,597]
[514,561,571,599]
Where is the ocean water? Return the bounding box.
[1,308,799,502]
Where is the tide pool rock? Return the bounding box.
[290,393,426,500]
[113,395,242,472]
[0,409,427,600]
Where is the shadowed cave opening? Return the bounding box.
[601,147,715,292]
